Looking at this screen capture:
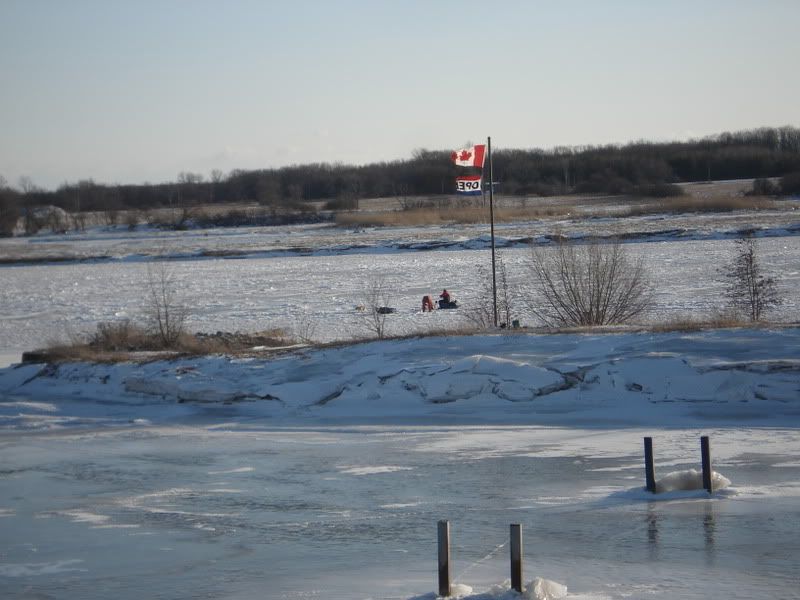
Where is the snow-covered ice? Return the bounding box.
[1,220,799,367]
[1,219,799,599]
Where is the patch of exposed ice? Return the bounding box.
[338,465,414,476]
[0,559,87,577]
[60,510,110,525]
[207,466,254,475]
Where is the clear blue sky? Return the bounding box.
[1,0,798,190]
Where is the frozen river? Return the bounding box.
[2,227,799,598]
[2,424,799,599]
[1,236,799,363]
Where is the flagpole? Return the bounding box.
[488,136,498,328]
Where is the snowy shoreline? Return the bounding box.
[3,328,798,431]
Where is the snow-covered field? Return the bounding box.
[1,212,799,599]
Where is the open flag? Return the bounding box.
[451,144,486,168]
[455,175,482,195]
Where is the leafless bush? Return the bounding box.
[524,240,654,327]
[89,320,150,350]
[747,178,780,196]
[361,276,393,339]
[145,260,190,347]
[463,252,516,329]
[719,236,781,321]
[293,313,318,344]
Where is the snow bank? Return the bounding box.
[1,329,799,430]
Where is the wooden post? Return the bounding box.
[644,437,656,493]
[510,523,523,594]
[438,520,451,597]
[701,436,713,493]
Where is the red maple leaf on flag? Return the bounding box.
[459,150,472,162]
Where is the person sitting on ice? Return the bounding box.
[438,289,457,309]
[422,295,435,312]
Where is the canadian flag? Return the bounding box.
[451,144,486,168]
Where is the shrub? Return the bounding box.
[463,252,516,329]
[89,320,151,351]
[748,178,779,196]
[523,240,654,327]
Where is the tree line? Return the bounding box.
[2,126,800,232]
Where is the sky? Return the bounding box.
[1,0,799,191]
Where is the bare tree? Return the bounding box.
[361,276,392,339]
[720,236,781,321]
[524,239,653,327]
[293,312,317,345]
[177,171,203,184]
[145,260,189,347]
[18,175,36,194]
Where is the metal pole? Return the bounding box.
[437,520,451,597]
[644,437,656,493]
[488,136,498,328]
[510,523,523,593]
[701,436,713,493]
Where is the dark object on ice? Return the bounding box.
[438,299,459,309]
[22,350,50,363]
[376,306,397,314]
